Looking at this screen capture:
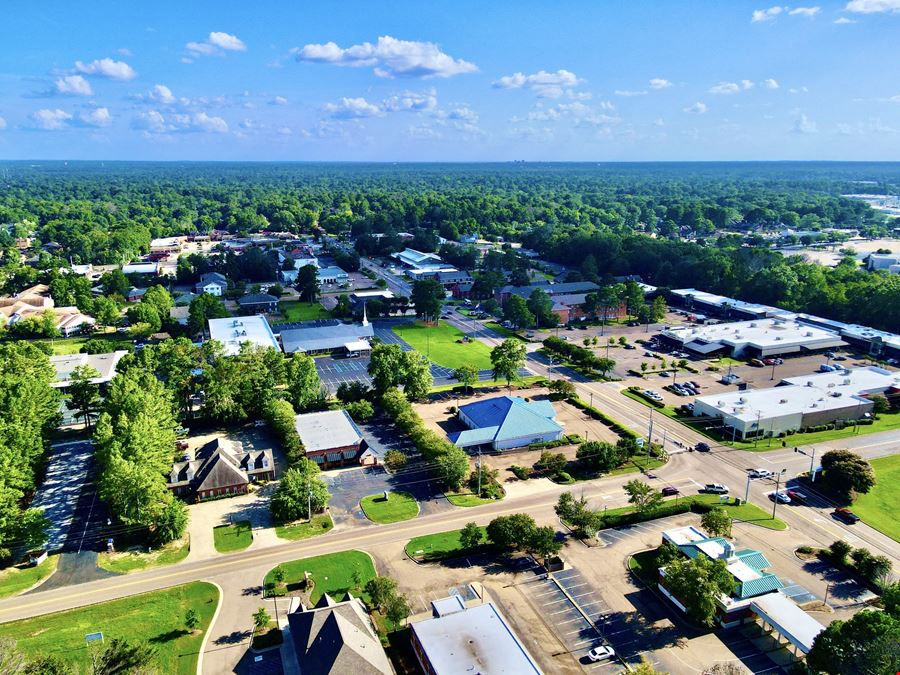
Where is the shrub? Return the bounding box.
[554,471,575,484]
[344,400,374,422]
[828,540,853,565]
[509,465,530,480]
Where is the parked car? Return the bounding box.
[659,371,671,378]
[587,645,616,662]
[819,364,836,373]
[695,442,711,452]
[748,468,773,479]
[176,440,189,451]
[662,486,680,496]
[644,351,654,357]
[769,491,792,504]
[703,483,729,494]
[624,343,636,350]
[786,490,807,504]
[750,359,765,367]
[832,507,860,524]
[689,381,702,389]
[832,355,847,361]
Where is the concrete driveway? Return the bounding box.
[186,484,280,561]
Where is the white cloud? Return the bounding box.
[599,100,616,110]
[79,107,112,127]
[295,35,477,79]
[492,69,583,98]
[133,110,168,133]
[683,101,708,114]
[649,78,672,90]
[278,127,292,136]
[150,84,175,104]
[31,108,72,130]
[186,32,247,58]
[845,0,900,12]
[792,113,818,133]
[75,58,137,81]
[614,89,647,97]
[741,79,755,90]
[763,78,780,89]
[117,48,132,57]
[0,117,7,130]
[752,6,784,22]
[789,86,809,94]
[789,6,822,16]
[55,75,93,96]
[447,106,478,122]
[192,112,228,133]
[709,82,741,95]
[270,96,289,106]
[322,97,384,119]
[208,32,246,51]
[382,90,438,112]
[833,16,857,22]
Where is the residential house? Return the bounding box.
[167,438,274,500]
[127,287,147,302]
[294,409,369,468]
[449,396,564,451]
[286,594,392,675]
[195,272,228,297]
[237,292,279,314]
[0,286,95,335]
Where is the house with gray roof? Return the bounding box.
[167,437,274,500]
[195,272,228,296]
[287,593,392,675]
[237,292,278,314]
[449,396,563,450]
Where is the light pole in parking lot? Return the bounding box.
[771,468,787,519]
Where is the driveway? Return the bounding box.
[186,484,280,561]
[32,441,96,553]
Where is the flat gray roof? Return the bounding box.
[49,351,128,388]
[294,409,363,452]
[208,315,281,356]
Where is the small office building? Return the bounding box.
[49,351,128,389]
[294,409,367,468]
[449,396,564,451]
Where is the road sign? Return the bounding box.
[85,632,104,643]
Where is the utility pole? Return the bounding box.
[770,361,777,381]
[810,446,817,482]
[476,449,482,497]
[753,411,762,449]
[771,469,786,519]
[647,407,655,449]
[744,473,753,503]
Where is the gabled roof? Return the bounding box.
[193,445,248,492]
[238,293,278,306]
[287,595,391,675]
[198,272,228,286]
[451,396,562,447]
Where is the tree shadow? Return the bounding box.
[213,629,251,646]
[149,628,189,644]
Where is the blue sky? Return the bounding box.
[1,0,899,161]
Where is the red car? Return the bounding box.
[662,486,680,496]
[786,490,807,504]
[832,508,860,524]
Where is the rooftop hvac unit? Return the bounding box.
[750,322,757,327]
[805,331,813,337]
[779,399,788,404]
[828,383,836,388]
[241,330,247,336]
[775,336,783,341]
[810,403,818,408]
[739,396,746,403]
[832,392,842,397]
[807,381,814,387]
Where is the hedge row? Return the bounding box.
[265,398,305,465]
[598,498,712,529]
[567,396,639,440]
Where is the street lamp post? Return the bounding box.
[771,469,786,519]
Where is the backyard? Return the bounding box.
[851,453,900,542]
[0,582,219,675]
[360,490,419,524]
[392,320,493,370]
[278,300,332,322]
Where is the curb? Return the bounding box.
[196,581,224,675]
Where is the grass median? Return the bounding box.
[851,454,900,543]
[0,581,219,675]
[213,520,253,553]
[0,554,59,598]
[405,526,490,562]
[360,491,419,524]
[392,320,493,370]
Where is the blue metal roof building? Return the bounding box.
[449,396,563,451]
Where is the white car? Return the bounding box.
[769,491,791,504]
[748,469,773,479]
[703,483,729,494]
[587,645,616,662]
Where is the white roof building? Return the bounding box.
[661,318,845,358]
[207,315,281,356]
[122,262,159,275]
[391,248,445,270]
[49,351,128,388]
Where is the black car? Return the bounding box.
[694,442,711,452]
[661,486,680,496]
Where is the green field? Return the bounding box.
[0,555,58,599]
[264,550,375,605]
[97,537,190,574]
[692,494,788,531]
[275,514,334,541]
[279,301,332,322]
[405,526,489,562]
[0,582,219,675]
[392,321,493,370]
[430,375,544,393]
[444,490,497,507]
[360,491,419,524]
[852,454,900,542]
[213,521,253,553]
[33,331,133,356]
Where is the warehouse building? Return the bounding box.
[207,315,281,356]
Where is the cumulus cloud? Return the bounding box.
[753,5,821,21]
[0,117,7,130]
[75,58,137,81]
[614,89,647,97]
[789,86,809,93]
[30,108,72,130]
[132,110,228,134]
[516,101,619,128]
[322,97,384,119]
[683,101,708,114]
[270,96,288,106]
[752,6,784,21]
[845,0,900,12]
[382,90,438,112]
[150,84,175,104]
[295,35,477,78]
[492,69,583,98]
[78,107,112,127]
[789,6,821,15]
[834,16,857,22]
[186,32,246,58]
[55,75,93,96]
[741,79,755,90]
[763,78,780,89]
[709,82,741,95]
[649,78,673,89]
[792,113,818,133]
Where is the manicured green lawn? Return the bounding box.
[692,494,787,531]
[405,526,489,562]
[264,550,375,605]
[484,322,528,341]
[213,521,253,553]
[0,555,59,599]
[360,491,419,524]
[0,582,218,675]
[392,321,493,370]
[97,537,190,574]
[628,548,662,584]
[278,301,332,322]
[430,375,544,394]
[444,490,498,507]
[852,453,900,543]
[275,514,334,541]
[33,331,132,356]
